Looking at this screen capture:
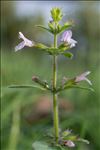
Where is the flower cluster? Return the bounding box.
[59,129,89,148]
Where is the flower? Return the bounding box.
[75,71,92,85]
[15,32,34,51]
[61,30,77,48]
[64,140,75,147]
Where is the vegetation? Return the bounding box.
[1,2,100,150]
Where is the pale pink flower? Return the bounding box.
[61,30,77,48]
[15,32,34,51]
[75,71,92,85]
[64,140,75,147]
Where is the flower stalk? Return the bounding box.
[53,33,59,143]
[12,7,93,148]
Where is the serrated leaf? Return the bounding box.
[36,25,53,34]
[63,52,73,59]
[8,85,46,91]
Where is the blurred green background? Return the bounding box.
[1,1,100,150]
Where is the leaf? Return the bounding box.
[77,138,89,144]
[48,22,55,33]
[36,25,53,34]
[32,141,53,150]
[58,21,73,34]
[8,85,46,91]
[63,135,78,141]
[63,52,73,59]
[58,43,70,52]
[70,85,94,92]
[62,130,71,137]
[57,84,94,93]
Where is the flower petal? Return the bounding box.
[65,140,75,147]
[61,30,77,48]
[19,32,34,47]
[75,71,92,85]
[69,38,77,47]
[79,71,91,77]
[15,32,34,51]
[15,41,25,52]
[61,30,72,42]
[84,77,92,85]
[19,32,25,40]
[25,39,34,47]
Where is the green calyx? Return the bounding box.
[35,43,73,57]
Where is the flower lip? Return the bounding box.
[64,140,75,147]
[61,30,77,48]
[75,71,92,85]
[15,32,34,52]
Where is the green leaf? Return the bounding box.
[32,141,53,150]
[57,84,94,93]
[62,130,71,137]
[58,21,73,34]
[48,22,55,33]
[77,138,89,144]
[63,52,73,59]
[58,43,70,52]
[8,85,46,91]
[63,135,78,141]
[36,25,53,34]
[71,85,94,92]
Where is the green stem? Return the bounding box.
[8,101,20,150]
[53,33,59,143]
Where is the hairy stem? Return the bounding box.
[53,33,59,143]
